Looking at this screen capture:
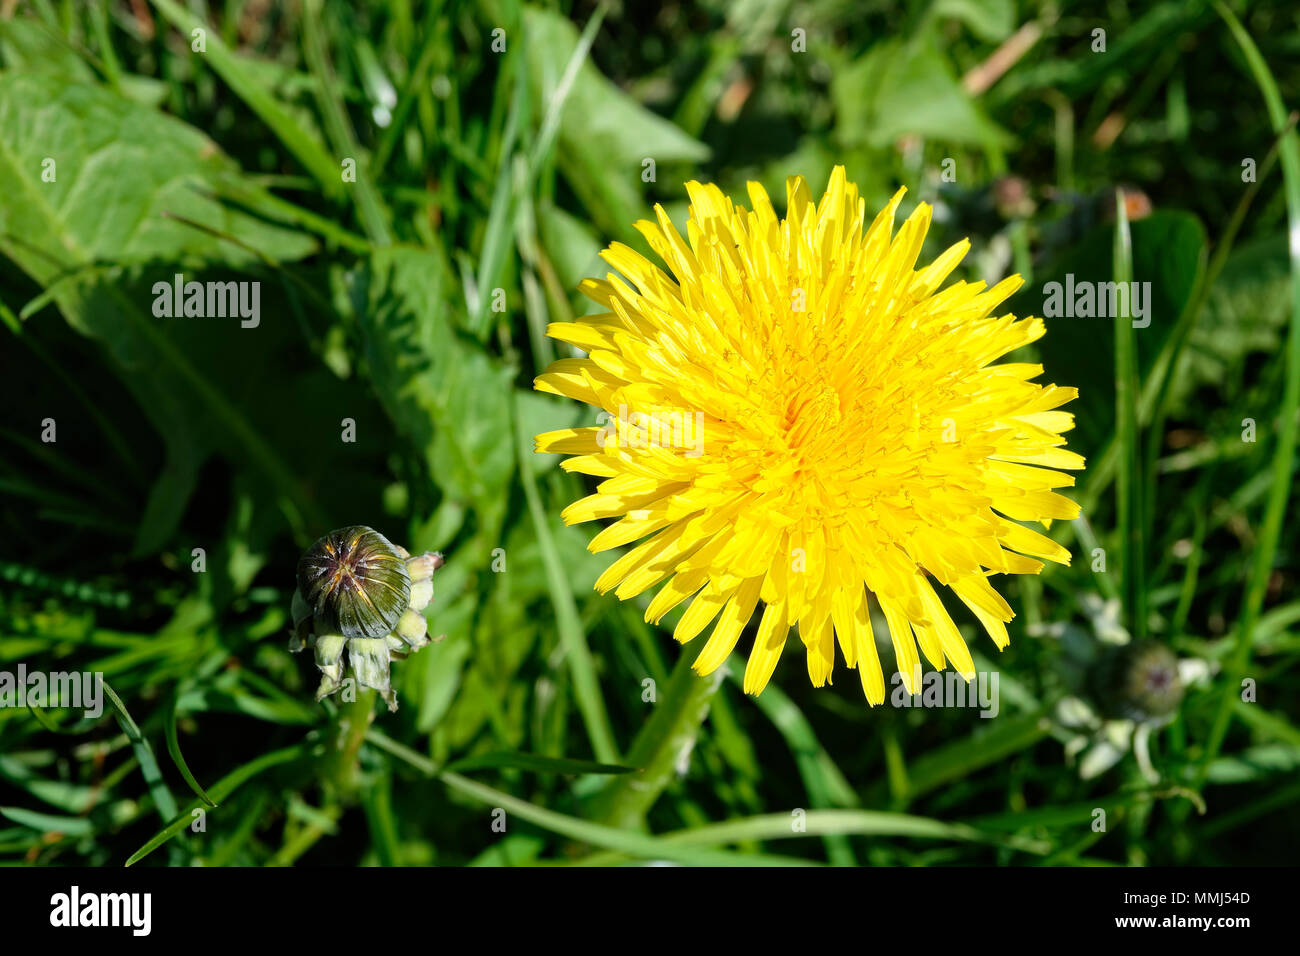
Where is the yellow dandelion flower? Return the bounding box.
[534,166,1083,704]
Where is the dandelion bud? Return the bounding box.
[395,608,429,648]
[296,526,410,640]
[1090,641,1184,722]
[291,527,444,712]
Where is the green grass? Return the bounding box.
[0,0,1297,867]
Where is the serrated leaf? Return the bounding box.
[348,247,516,510]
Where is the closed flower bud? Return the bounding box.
[291,527,444,712]
[297,526,411,640]
[1089,641,1184,722]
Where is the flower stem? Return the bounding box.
[591,649,723,830]
[321,688,377,797]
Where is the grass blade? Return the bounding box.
[300,0,391,245]
[148,0,341,195]
[366,731,813,865]
[438,770,817,866]
[1201,2,1300,778]
[0,806,94,838]
[873,712,1052,805]
[125,743,306,866]
[570,809,1051,865]
[1112,189,1146,640]
[101,679,177,822]
[164,692,217,808]
[743,676,860,865]
[444,752,634,776]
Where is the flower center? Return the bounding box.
[785,379,843,449]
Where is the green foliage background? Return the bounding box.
[1,0,1297,866]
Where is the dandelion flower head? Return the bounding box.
[535,166,1083,704]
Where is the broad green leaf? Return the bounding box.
[1189,234,1294,404]
[536,202,603,302]
[832,39,1010,150]
[521,7,708,167]
[415,625,471,733]
[0,72,325,552]
[932,0,1016,42]
[0,74,316,272]
[0,19,96,82]
[514,388,585,474]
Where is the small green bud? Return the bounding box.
[395,608,429,648]
[408,577,433,612]
[406,551,443,582]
